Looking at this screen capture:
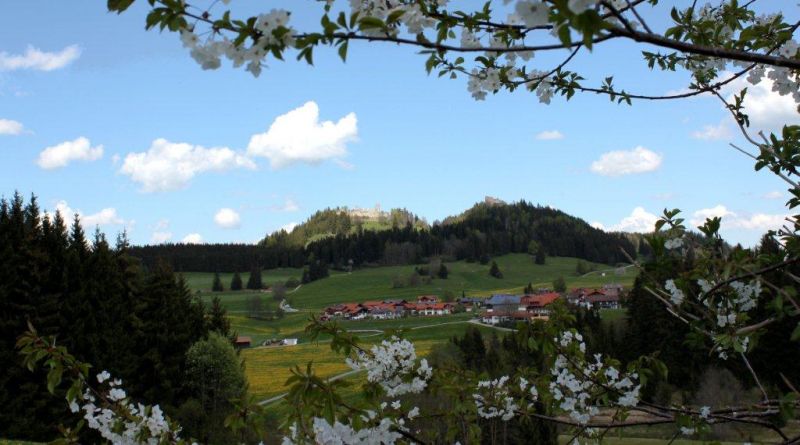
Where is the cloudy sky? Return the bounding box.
[0,1,796,246]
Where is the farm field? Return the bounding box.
[181,254,635,401]
[243,320,501,399]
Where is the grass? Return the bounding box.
[243,339,442,398]
[181,254,636,400]
[185,254,635,313]
[182,268,303,293]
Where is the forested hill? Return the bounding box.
[128,200,642,272]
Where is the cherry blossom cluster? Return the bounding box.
[282,393,422,444]
[282,415,402,445]
[550,331,641,424]
[472,375,536,421]
[70,370,185,444]
[181,9,294,77]
[345,336,432,397]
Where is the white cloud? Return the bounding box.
[590,146,662,176]
[280,222,298,233]
[47,200,126,228]
[763,191,784,200]
[691,120,732,140]
[182,233,203,244]
[120,138,256,192]
[333,159,356,170]
[153,219,170,231]
[0,45,81,71]
[0,118,24,135]
[535,130,564,140]
[214,208,241,229]
[247,101,358,169]
[691,204,790,231]
[691,204,734,225]
[151,231,173,244]
[590,221,605,230]
[721,71,800,131]
[37,137,103,169]
[604,207,659,233]
[274,198,299,212]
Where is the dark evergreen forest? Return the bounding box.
[129,201,643,272]
[0,193,224,440]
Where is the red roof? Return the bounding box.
[520,292,560,307]
[235,336,252,344]
[417,295,438,302]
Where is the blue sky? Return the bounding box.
[0,1,796,247]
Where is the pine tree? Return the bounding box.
[212,272,224,292]
[488,260,503,278]
[230,271,243,290]
[437,263,449,279]
[246,265,262,290]
[524,282,534,294]
[535,247,546,265]
[207,296,231,338]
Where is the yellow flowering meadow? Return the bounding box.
[243,340,439,398]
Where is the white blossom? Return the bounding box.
[567,0,599,14]
[665,279,685,305]
[514,1,550,27]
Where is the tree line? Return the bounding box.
[0,192,240,442]
[130,201,639,273]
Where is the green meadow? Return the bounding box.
[181,254,635,399]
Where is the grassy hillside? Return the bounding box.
[184,254,634,311]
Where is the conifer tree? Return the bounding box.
[437,263,449,279]
[207,296,231,338]
[535,247,546,265]
[246,265,262,290]
[230,271,243,290]
[212,272,224,292]
[488,260,503,278]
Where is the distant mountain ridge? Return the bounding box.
[129,199,643,272]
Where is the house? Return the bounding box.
[366,302,403,319]
[602,284,624,299]
[585,290,620,309]
[282,338,298,346]
[234,336,252,348]
[518,292,560,315]
[484,294,520,314]
[415,303,453,316]
[480,312,509,325]
[566,288,591,306]
[566,288,621,309]
[417,295,438,304]
[511,311,550,322]
[459,297,483,312]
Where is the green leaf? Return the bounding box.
[108,0,136,13]
[358,17,385,30]
[338,41,349,62]
[791,322,800,342]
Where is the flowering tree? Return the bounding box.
[21,0,800,443]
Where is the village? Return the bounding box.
[319,283,625,325]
